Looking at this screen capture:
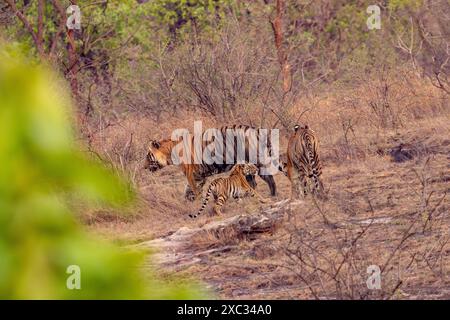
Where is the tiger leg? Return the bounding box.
[246,174,257,189]
[183,166,197,201]
[248,188,269,203]
[184,175,205,201]
[299,173,308,198]
[184,184,196,201]
[288,166,300,200]
[313,174,327,200]
[213,195,228,215]
[194,177,207,199]
[189,185,214,218]
[258,174,276,196]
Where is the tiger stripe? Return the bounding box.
[189,163,267,218]
[286,124,325,199]
[144,125,277,201]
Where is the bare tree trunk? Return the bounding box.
[50,0,81,105]
[7,0,83,127]
[61,0,84,126]
[268,0,294,131]
[67,28,79,98]
[6,0,80,99]
[270,0,291,94]
[58,0,79,99]
[5,0,44,57]
[36,0,45,56]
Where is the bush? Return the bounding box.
[0,43,208,299]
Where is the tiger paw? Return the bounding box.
[185,190,196,201]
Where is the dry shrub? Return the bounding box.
[281,66,449,165]
[177,21,275,122]
[277,161,448,299]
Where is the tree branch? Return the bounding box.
[5,0,40,54]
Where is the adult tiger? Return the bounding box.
[189,163,268,218]
[286,124,325,199]
[144,125,278,201]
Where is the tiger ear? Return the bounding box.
[151,140,161,149]
[294,124,308,132]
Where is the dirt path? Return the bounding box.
[132,199,294,268]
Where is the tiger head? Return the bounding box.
[231,163,259,177]
[293,124,309,132]
[144,139,176,172]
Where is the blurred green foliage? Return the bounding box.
[2,0,429,87]
[0,43,208,299]
[4,0,235,55]
[145,0,234,36]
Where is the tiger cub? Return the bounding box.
[189,163,268,218]
[286,124,325,199]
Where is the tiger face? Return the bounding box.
[232,163,259,177]
[143,139,174,172]
[242,163,259,176]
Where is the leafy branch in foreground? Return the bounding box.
[0,43,208,299]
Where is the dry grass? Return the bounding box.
[81,74,449,299]
[176,145,449,299]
